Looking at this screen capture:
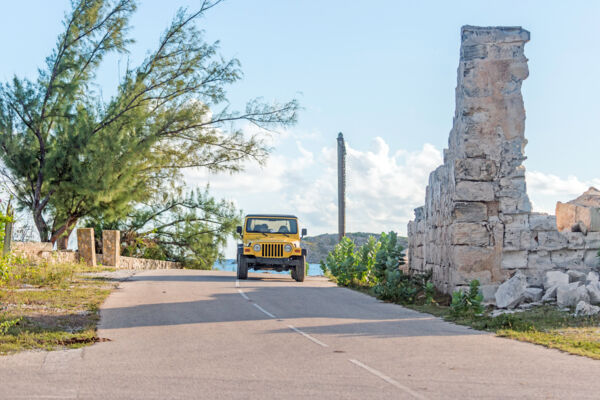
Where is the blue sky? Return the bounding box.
[1,1,599,255]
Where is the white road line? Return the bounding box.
[349,359,428,400]
[237,288,249,300]
[253,303,277,319]
[287,325,329,348]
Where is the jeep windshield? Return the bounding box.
[246,218,298,234]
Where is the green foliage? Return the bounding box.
[321,231,435,305]
[320,237,359,286]
[0,316,22,335]
[373,231,405,282]
[0,257,98,288]
[450,280,485,317]
[87,187,240,269]
[0,0,298,244]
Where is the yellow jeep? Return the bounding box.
[236,214,307,282]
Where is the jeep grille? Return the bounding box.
[262,243,284,258]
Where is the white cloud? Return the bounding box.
[187,133,600,259]
[185,135,443,247]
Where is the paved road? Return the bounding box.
[2,269,600,399]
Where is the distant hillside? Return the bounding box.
[301,232,408,264]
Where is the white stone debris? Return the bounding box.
[523,287,543,302]
[586,271,599,284]
[574,300,600,317]
[544,271,569,289]
[495,271,528,309]
[557,282,589,308]
[541,285,558,303]
[586,282,600,305]
[568,270,587,284]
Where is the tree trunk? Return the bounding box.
[33,209,50,242]
[50,217,78,247]
[56,235,69,250]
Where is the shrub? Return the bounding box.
[450,280,484,317]
[373,231,405,283]
[322,231,436,305]
[320,237,359,286]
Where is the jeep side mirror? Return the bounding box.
[236,226,242,235]
[301,228,307,237]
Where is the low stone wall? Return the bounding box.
[10,242,182,270]
[11,242,53,259]
[96,253,182,270]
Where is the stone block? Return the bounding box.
[450,223,489,246]
[587,271,599,284]
[583,251,599,268]
[556,202,600,233]
[544,270,569,289]
[495,271,527,309]
[551,250,585,268]
[528,251,553,271]
[557,283,589,308]
[565,232,585,249]
[501,251,528,269]
[541,285,558,303]
[529,214,557,231]
[537,231,568,251]
[452,202,487,222]
[524,287,543,302]
[585,232,600,249]
[575,301,600,316]
[586,283,600,305]
[503,229,530,251]
[461,26,530,46]
[102,230,120,267]
[454,181,495,202]
[568,270,587,284]
[454,158,497,181]
[76,228,96,267]
[480,284,499,304]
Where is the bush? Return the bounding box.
[320,237,360,286]
[450,280,484,317]
[321,231,435,305]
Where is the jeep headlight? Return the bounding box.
[284,244,292,252]
[253,244,261,252]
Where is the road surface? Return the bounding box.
[1,269,600,399]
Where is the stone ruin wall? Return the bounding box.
[407,26,600,298]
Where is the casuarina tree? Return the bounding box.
[0,0,298,246]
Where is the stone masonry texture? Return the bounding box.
[77,228,97,267]
[407,26,600,294]
[102,230,120,267]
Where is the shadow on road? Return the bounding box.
[98,272,483,338]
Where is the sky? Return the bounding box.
[1,1,599,257]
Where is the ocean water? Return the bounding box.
[213,259,323,277]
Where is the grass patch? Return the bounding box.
[0,259,117,355]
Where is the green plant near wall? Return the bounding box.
[450,280,485,317]
[372,231,405,282]
[355,236,381,285]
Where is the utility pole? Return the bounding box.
[337,132,346,243]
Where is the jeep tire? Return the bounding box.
[237,256,248,280]
[294,255,305,282]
